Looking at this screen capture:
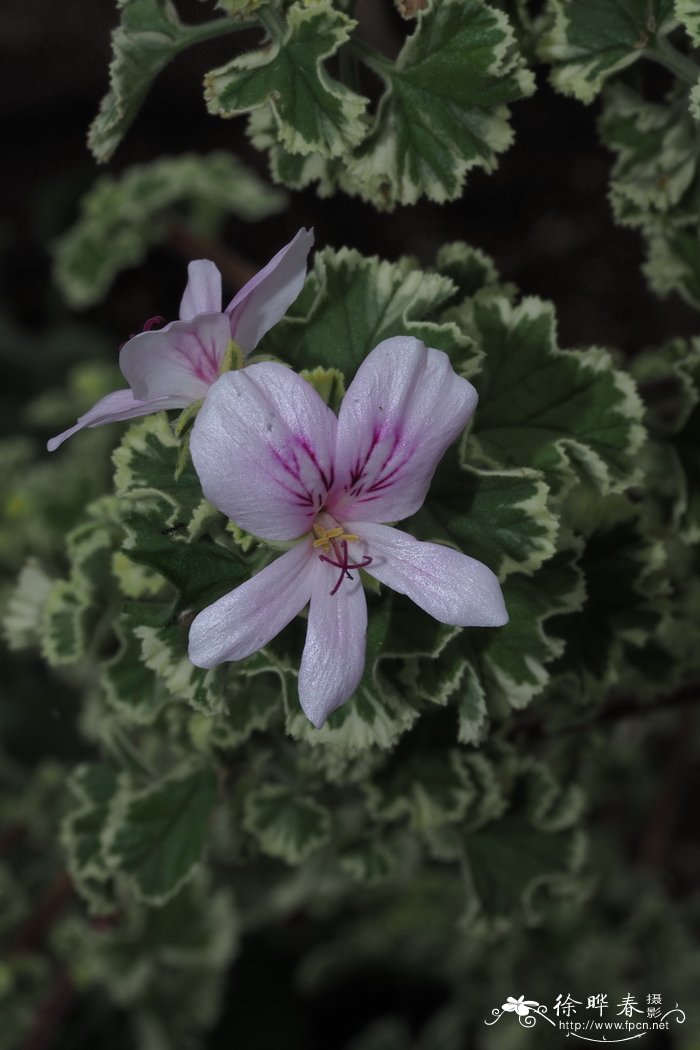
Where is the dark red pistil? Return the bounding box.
[319,540,372,597]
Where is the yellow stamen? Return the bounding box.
[312,524,359,550]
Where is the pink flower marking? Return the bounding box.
[188,336,508,728]
[47,229,314,451]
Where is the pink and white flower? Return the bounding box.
[47,228,314,451]
[188,336,508,728]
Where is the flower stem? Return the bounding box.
[348,37,394,78]
[182,16,256,48]
[257,4,287,42]
[644,33,700,86]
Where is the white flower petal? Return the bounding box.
[188,540,314,668]
[358,522,508,627]
[298,555,367,728]
[179,259,223,320]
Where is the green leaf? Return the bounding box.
[367,750,475,831]
[672,346,700,540]
[339,838,398,883]
[88,0,239,163]
[102,619,169,725]
[600,85,699,229]
[434,241,501,300]
[540,0,677,103]
[260,247,467,381]
[243,784,331,864]
[191,672,281,751]
[54,152,285,307]
[2,560,53,651]
[126,520,250,613]
[62,764,120,910]
[407,447,559,579]
[645,225,700,309]
[675,0,700,44]
[345,0,534,208]
[105,764,217,904]
[40,518,116,667]
[205,0,368,157]
[466,295,646,495]
[464,761,583,916]
[135,624,226,714]
[549,514,667,688]
[113,414,205,529]
[414,549,584,738]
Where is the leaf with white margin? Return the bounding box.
[600,85,699,228]
[55,152,285,308]
[190,672,281,751]
[339,838,398,884]
[540,0,677,103]
[413,549,585,741]
[205,0,368,157]
[345,0,534,209]
[113,414,207,530]
[243,784,331,864]
[88,0,241,163]
[548,514,668,687]
[672,344,700,540]
[675,0,700,43]
[366,750,476,830]
[102,618,170,726]
[464,759,584,918]
[135,623,226,714]
[246,106,343,196]
[40,517,116,667]
[406,447,559,579]
[434,241,501,301]
[104,763,217,905]
[465,294,646,495]
[61,764,120,911]
[259,246,468,381]
[645,225,700,308]
[2,560,53,651]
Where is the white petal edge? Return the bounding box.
[356,522,508,627]
[298,555,367,728]
[188,540,314,668]
[225,228,314,353]
[179,260,223,321]
[189,364,337,541]
[331,337,478,525]
[119,314,231,402]
[47,389,189,452]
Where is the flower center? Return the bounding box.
[312,515,372,596]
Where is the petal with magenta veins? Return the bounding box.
[47,388,188,452]
[329,337,477,525]
[120,314,232,402]
[226,228,314,354]
[298,554,367,728]
[179,259,223,321]
[190,363,337,541]
[357,522,508,627]
[188,539,314,669]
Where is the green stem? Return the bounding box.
[644,33,700,86]
[256,4,287,42]
[348,37,393,78]
[182,16,257,49]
